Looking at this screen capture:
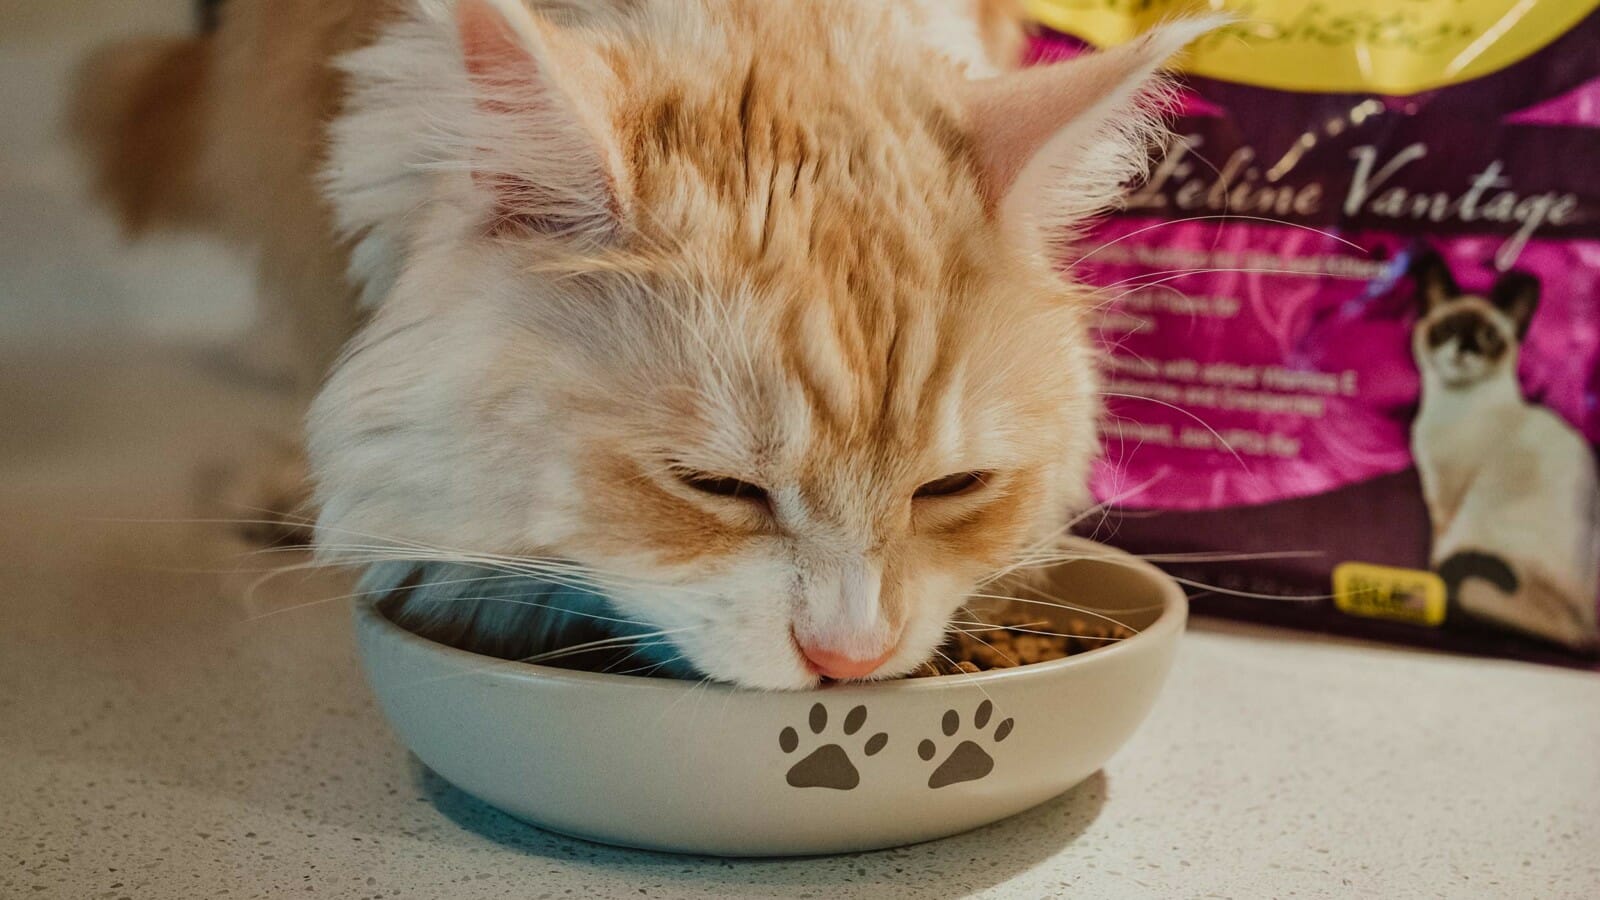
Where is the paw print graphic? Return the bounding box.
[779,703,888,790]
[917,699,1014,789]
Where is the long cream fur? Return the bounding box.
[75,0,1216,688]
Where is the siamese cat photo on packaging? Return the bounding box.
[73,0,1226,688]
[1409,249,1600,650]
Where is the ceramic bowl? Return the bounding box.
[355,537,1186,856]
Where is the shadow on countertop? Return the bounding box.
[417,760,1107,897]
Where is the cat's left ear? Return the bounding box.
[454,0,628,243]
[961,18,1224,250]
[1490,271,1540,338]
[1409,250,1460,314]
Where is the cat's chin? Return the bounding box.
[678,641,943,690]
[684,642,936,690]
[1428,357,1498,389]
[1439,371,1493,389]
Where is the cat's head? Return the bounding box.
[313,0,1217,688]
[1411,250,1539,388]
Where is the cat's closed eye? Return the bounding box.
[672,467,771,507]
[914,471,990,499]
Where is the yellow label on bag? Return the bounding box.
[1024,0,1599,95]
[1332,562,1447,627]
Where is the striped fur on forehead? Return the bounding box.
[567,1,1068,472]
[607,4,986,270]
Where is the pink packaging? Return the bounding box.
[1028,3,1600,664]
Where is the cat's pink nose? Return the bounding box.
[798,643,896,680]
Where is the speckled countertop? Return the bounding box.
[1,351,1598,900]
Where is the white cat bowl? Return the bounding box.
[354,537,1186,857]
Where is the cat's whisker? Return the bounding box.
[240,556,365,606]
[376,627,697,691]
[519,626,702,665]
[612,654,687,679]
[1099,390,1250,472]
[150,511,647,593]
[983,504,1117,584]
[1068,214,1367,269]
[392,593,658,628]
[1000,553,1332,604]
[1083,278,1213,319]
[383,638,675,691]
[1007,549,1319,567]
[656,671,716,724]
[297,544,726,600]
[963,590,1141,633]
[949,612,1022,667]
[226,509,519,565]
[973,478,1169,589]
[953,608,1049,632]
[1163,577,1329,602]
[274,552,620,598]
[243,576,643,621]
[614,650,684,672]
[1098,264,1331,294]
[237,572,538,621]
[395,552,726,599]
[604,635,673,666]
[930,646,994,703]
[949,620,1127,643]
[153,509,695,603]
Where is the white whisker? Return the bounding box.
[519,627,701,665]
[1100,390,1250,472]
[949,620,1127,643]
[1069,214,1367,268]
[964,591,1141,634]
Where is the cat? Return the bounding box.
[1409,250,1600,650]
[73,0,1219,688]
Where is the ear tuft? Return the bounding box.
[963,16,1227,250]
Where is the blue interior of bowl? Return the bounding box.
[361,562,693,677]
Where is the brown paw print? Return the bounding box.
[917,700,1014,789]
[779,703,888,791]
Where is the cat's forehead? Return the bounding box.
[608,6,985,287]
[572,2,1084,474]
[648,269,1082,488]
[1427,292,1499,321]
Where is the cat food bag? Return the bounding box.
[1025,0,1600,664]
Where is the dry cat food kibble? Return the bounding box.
[909,609,1135,677]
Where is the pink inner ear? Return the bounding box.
[457,0,537,87]
[964,65,1106,206]
[453,0,622,241]
[457,0,547,233]
[962,22,1220,213]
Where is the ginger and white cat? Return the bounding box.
[1410,251,1600,649]
[75,0,1217,687]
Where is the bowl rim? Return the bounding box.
[354,538,1187,697]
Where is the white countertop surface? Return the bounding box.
[2,351,1598,900]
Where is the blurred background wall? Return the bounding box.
[0,0,257,351]
[1,0,308,563]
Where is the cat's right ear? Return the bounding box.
[1490,271,1540,338]
[454,0,627,243]
[960,17,1225,253]
[1408,250,1459,314]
